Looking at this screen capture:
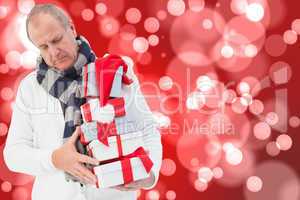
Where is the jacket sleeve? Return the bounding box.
[3,78,59,176]
[123,56,163,189]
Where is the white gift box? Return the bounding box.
[87,131,144,162]
[80,98,115,123]
[80,98,126,123]
[92,147,153,188]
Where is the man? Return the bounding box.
[3,4,162,200]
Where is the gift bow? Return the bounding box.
[119,147,153,184]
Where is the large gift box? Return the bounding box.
[92,147,153,188]
[86,130,144,162]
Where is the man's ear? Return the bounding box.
[69,21,77,36]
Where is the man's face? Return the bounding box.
[28,13,78,70]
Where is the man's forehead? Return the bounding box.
[28,13,64,45]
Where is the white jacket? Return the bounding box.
[3,67,162,200]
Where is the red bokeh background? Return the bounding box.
[0,0,299,199]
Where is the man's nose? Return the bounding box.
[48,45,60,58]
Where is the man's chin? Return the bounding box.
[54,60,73,71]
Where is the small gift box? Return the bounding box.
[82,62,99,97]
[92,147,153,188]
[80,98,126,123]
[87,130,144,162]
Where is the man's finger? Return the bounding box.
[77,153,99,165]
[69,169,88,184]
[69,127,80,144]
[75,163,97,184]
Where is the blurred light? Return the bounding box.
[231,98,248,114]
[1,181,12,192]
[125,8,142,24]
[167,0,186,16]
[0,6,8,19]
[246,176,263,192]
[133,37,149,53]
[225,147,243,165]
[165,190,176,200]
[190,158,199,167]
[148,34,159,46]
[194,179,208,192]
[20,50,38,69]
[230,0,248,15]
[205,140,222,156]
[0,64,9,74]
[221,45,234,58]
[222,142,235,152]
[0,122,8,136]
[17,0,35,15]
[146,190,160,200]
[198,167,213,182]
[153,112,171,128]
[222,89,236,104]
[289,116,300,128]
[291,19,300,34]
[240,93,253,106]
[1,87,14,101]
[99,17,120,37]
[159,76,173,91]
[264,34,287,57]
[238,82,250,94]
[212,167,223,179]
[246,3,264,22]
[81,8,94,21]
[186,92,205,110]
[253,122,271,140]
[276,134,293,151]
[244,44,258,57]
[5,51,21,69]
[196,76,215,92]
[266,141,280,157]
[249,99,264,115]
[265,112,279,126]
[188,0,205,12]
[283,30,298,45]
[202,18,213,30]
[144,17,160,33]
[160,158,176,176]
[156,10,167,21]
[95,2,107,15]
[269,61,292,85]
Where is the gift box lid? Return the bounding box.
[93,156,149,174]
[88,130,143,149]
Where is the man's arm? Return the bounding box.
[3,79,59,176]
[3,78,99,184]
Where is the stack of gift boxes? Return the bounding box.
[78,55,153,188]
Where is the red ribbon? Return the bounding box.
[96,121,118,146]
[107,97,126,117]
[81,103,92,122]
[119,147,153,184]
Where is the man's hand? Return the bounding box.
[113,171,155,191]
[52,127,99,184]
